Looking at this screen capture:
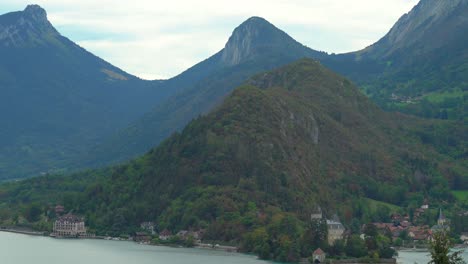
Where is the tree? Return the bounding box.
[429,231,465,264]
[346,235,368,258]
[24,204,42,222]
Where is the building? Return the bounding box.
[312,248,326,264]
[134,232,151,243]
[159,229,172,241]
[421,199,429,210]
[311,206,323,221]
[53,214,86,237]
[140,222,156,235]
[431,209,450,233]
[460,232,468,244]
[54,205,65,215]
[326,215,345,245]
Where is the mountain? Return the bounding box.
[326,0,468,120]
[88,0,468,167]
[2,1,466,179]
[0,59,465,261]
[83,17,327,167]
[0,5,166,179]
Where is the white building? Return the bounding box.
[53,214,87,237]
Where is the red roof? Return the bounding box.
[313,248,325,255]
[160,229,172,236]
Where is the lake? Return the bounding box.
[3,231,468,264]
[397,249,468,264]
[0,231,271,264]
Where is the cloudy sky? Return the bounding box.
[1,0,419,80]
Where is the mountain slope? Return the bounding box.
[1,60,465,250]
[0,5,166,179]
[326,0,468,119]
[83,17,327,167]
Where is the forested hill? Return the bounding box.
[0,59,465,261]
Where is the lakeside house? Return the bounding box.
[159,229,172,241]
[312,248,326,263]
[52,213,87,238]
[134,232,151,243]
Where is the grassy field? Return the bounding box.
[423,88,466,103]
[452,190,468,201]
[365,198,401,212]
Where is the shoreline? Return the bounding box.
[0,228,46,236]
[0,228,239,253]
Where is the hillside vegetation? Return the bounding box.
[0,59,466,261]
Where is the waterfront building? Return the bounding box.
[312,248,326,263]
[52,214,87,237]
[159,229,172,241]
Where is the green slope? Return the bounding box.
[325,0,468,120]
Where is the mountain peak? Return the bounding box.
[23,4,48,22]
[0,4,58,47]
[220,16,306,66]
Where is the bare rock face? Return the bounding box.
[361,0,468,59]
[23,4,48,22]
[0,5,58,47]
[220,17,306,66]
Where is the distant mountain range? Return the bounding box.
[0,0,466,180]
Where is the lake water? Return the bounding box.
[397,249,468,264]
[3,232,468,264]
[0,232,271,264]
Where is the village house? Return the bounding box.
[310,206,323,221]
[326,215,345,245]
[159,229,172,241]
[408,226,432,242]
[312,248,326,264]
[421,199,429,210]
[54,205,65,215]
[134,232,151,243]
[176,230,202,243]
[52,213,87,237]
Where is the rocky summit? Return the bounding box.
[0,5,58,47]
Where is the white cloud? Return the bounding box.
[1,0,419,79]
